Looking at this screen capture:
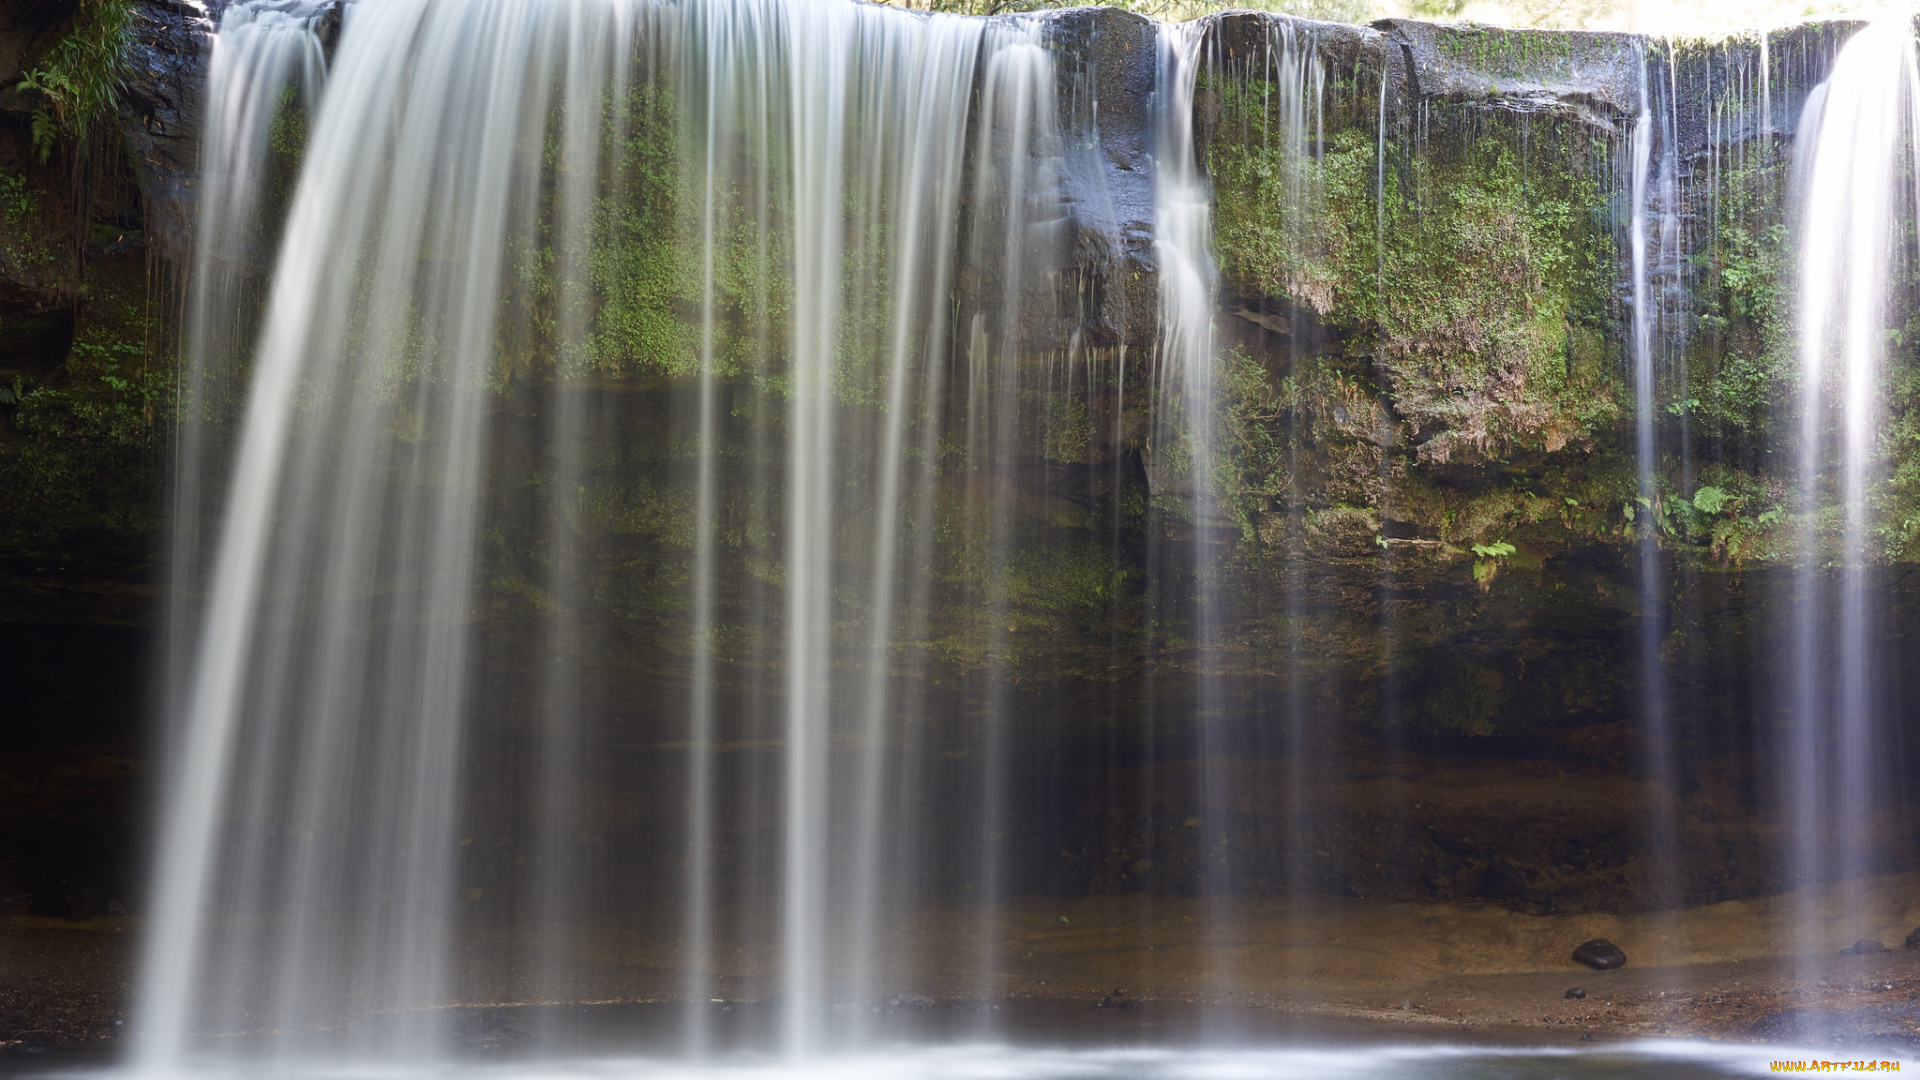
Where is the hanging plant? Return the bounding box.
[14,0,136,163]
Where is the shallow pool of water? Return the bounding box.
[13,1041,1905,1080]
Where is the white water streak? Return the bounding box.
[1787,19,1920,969]
[148,0,1068,1064]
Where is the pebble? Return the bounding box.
[1566,987,1587,999]
[1841,939,1888,956]
[1572,939,1628,970]
[1905,927,1920,950]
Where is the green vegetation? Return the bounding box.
[1434,24,1582,77]
[0,169,61,280]
[1683,134,1791,453]
[265,85,313,211]
[1206,51,1620,561]
[14,0,136,162]
[0,254,164,557]
[0,0,157,569]
[4,12,1909,747]
[0,171,35,219]
[877,0,1375,21]
[585,85,702,377]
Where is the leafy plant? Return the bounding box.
[1470,540,1515,589]
[14,0,136,162]
[1690,485,1730,516]
[0,171,35,219]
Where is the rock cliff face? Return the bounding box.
[0,0,211,303]
[3,4,1917,915]
[0,0,212,600]
[118,0,215,268]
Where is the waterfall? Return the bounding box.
[1628,40,1684,913]
[133,0,1920,1068]
[142,0,639,1060]
[1149,15,1224,998]
[146,0,329,1064]
[163,0,328,789]
[141,0,1081,1063]
[1784,18,1920,967]
[1264,11,1330,948]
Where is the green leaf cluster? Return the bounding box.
[14,0,136,162]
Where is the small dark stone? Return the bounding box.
[1572,938,1627,970]
[1905,927,1920,950]
[1566,987,1587,999]
[1842,939,1889,956]
[1119,999,1143,1010]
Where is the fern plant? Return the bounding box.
[15,0,136,163]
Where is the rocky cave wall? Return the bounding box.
[3,1,1918,919]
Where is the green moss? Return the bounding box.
[585,85,701,378]
[1207,81,1375,325]
[1005,539,1135,626]
[1433,26,1581,80]
[265,85,313,213]
[1189,41,1662,738]
[1685,147,1792,451]
[0,169,63,281]
[1371,122,1618,465]
[1209,70,1619,474]
[0,254,164,555]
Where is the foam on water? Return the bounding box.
[41,1039,1894,1080]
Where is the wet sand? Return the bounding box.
[9,875,1920,1062]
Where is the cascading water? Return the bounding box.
[1783,18,1920,970]
[142,0,1083,1064]
[1239,11,1329,965]
[106,0,1920,1072]
[149,0,330,1059]
[163,0,328,759]
[143,0,641,1060]
[1147,15,1225,1006]
[1627,38,1684,915]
